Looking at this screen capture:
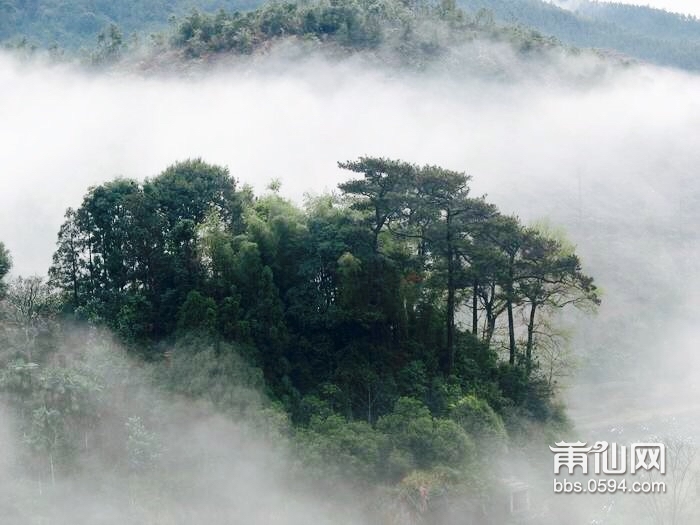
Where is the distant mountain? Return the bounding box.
[458,0,700,69]
[574,1,700,42]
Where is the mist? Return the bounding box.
[0,45,631,275]
[0,336,368,525]
[3,47,700,367]
[2,41,700,523]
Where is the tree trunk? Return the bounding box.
[71,235,79,305]
[525,302,537,374]
[472,279,478,335]
[50,453,55,487]
[446,211,455,373]
[483,283,497,345]
[507,299,516,365]
[367,385,373,424]
[506,254,517,365]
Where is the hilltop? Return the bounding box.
[3,0,700,70]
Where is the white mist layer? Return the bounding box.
[2,47,700,524]
[0,342,366,525]
[0,55,695,269]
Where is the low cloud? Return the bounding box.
[2,41,700,448]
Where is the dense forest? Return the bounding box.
[164,0,566,69]
[3,0,700,71]
[0,0,260,49]
[0,156,598,521]
[7,0,564,71]
[459,0,700,69]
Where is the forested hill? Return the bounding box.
[4,0,700,71]
[459,0,700,69]
[9,1,570,73]
[0,158,598,518]
[0,0,261,49]
[574,1,700,41]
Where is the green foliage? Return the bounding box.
[0,277,61,364]
[450,393,506,447]
[171,1,397,57]
[166,0,560,66]
[459,0,700,70]
[0,0,262,50]
[177,290,218,333]
[0,241,10,297]
[158,337,265,414]
[0,360,103,477]
[377,397,475,479]
[296,397,478,486]
[47,156,598,428]
[150,158,242,230]
[37,155,599,493]
[48,159,241,349]
[90,23,124,65]
[5,0,700,71]
[296,413,385,482]
[125,415,162,472]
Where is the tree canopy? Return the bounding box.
[4,0,700,71]
[0,241,11,297]
[0,156,600,521]
[45,157,597,423]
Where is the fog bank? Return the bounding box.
[2,48,700,383]
[3,40,700,524]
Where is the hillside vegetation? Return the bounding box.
[459,0,700,69]
[0,157,597,521]
[0,0,260,49]
[4,0,700,70]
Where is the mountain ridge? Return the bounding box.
[3,0,700,70]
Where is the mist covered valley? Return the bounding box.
[2,2,700,524]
